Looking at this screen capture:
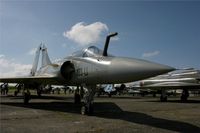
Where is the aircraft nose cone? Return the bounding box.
[109,57,175,82]
[136,59,175,75]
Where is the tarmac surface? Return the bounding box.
[1,93,200,133]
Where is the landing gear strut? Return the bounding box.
[37,89,42,97]
[14,84,22,96]
[81,103,94,115]
[160,89,167,102]
[74,86,81,104]
[81,85,96,115]
[23,90,31,104]
[14,90,19,96]
[181,89,189,102]
[74,93,81,104]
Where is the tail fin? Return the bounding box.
[30,43,52,76]
[41,44,52,67]
[30,44,42,76]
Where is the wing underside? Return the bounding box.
[140,82,200,89]
[0,76,61,85]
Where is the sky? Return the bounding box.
[0,0,200,77]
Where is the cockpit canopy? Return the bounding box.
[71,46,111,57]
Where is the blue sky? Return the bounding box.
[0,1,200,76]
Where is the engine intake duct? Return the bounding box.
[60,61,75,80]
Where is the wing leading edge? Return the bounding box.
[0,76,60,85]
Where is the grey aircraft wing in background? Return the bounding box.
[136,69,200,101]
[0,32,174,115]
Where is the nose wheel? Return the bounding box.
[81,103,94,115]
[74,93,81,104]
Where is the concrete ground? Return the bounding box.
[1,93,200,133]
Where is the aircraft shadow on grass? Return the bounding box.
[1,96,200,133]
[8,95,71,100]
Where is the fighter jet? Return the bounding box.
[0,32,174,114]
[138,69,200,101]
[97,84,126,97]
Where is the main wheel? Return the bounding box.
[181,95,188,101]
[14,91,18,96]
[81,106,87,115]
[88,103,94,114]
[160,95,167,102]
[24,92,30,104]
[74,94,81,104]
[37,89,42,97]
[181,89,189,102]
[81,103,94,115]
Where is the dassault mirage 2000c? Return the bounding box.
[0,32,175,115]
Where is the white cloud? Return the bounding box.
[28,48,37,55]
[142,51,160,58]
[111,36,120,41]
[0,55,32,77]
[63,22,108,46]
[0,54,5,58]
[61,43,67,48]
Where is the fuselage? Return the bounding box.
[139,69,200,88]
[35,55,175,86]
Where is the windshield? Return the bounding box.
[71,46,104,57]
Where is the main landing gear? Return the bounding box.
[23,90,31,104]
[81,85,96,115]
[14,84,23,96]
[37,88,42,97]
[14,84,31,104]
[160,89,167,102]
[181,89,189,102]
[74,93,81,104]
[22,84,31,104]
[74,86,81,104]
[159,89,189,102]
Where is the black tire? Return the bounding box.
[81,106,87,115]
[88,103,94,115]
[160,96,167,102]
[24,92,30,104]
[181,89,189,102]
[81,105,94,115]
[74,94,81,104]
[181,95,187,102]
[164,96,167,101]
[37,90,41,97]
[14,91,18,96]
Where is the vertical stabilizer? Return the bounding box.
[41,44,52,67]
[30,44,42,76]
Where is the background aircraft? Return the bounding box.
[135,69,200,101]
[96,84,126,97]
[0,32,174,115]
